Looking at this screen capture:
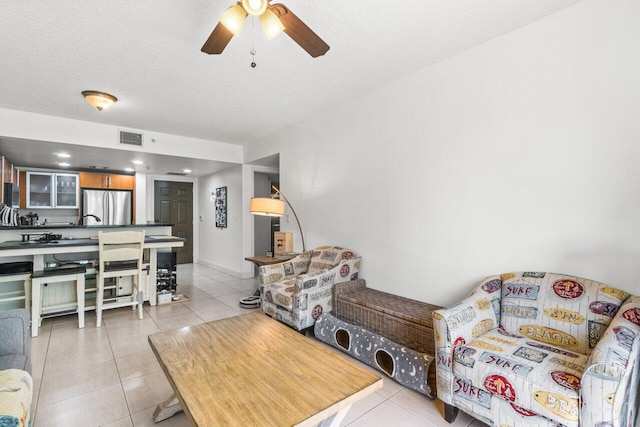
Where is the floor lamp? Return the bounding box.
[250,185,306,252]
[239,185,306,308]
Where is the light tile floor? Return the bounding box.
[30,263,484,427]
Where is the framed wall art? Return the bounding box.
[215,186,227,228]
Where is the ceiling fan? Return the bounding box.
[201,0,330,58]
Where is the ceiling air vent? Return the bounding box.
[167,172,187,176]
[119,131,143,146]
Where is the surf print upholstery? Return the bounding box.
[260,246,361,331]
[433,272,640,427]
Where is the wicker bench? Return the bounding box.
[332,279,442,355]
[332,279,442,393]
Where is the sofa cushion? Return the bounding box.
[0,355,30,373]
[263,279,296,310]
[499,272,629,356]
[0,369,32,427]
[308,246,357,274]
[452,328,587,426]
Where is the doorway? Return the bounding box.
[254,172,279,256]
[154,180,193,264]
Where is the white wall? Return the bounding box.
[0,108,243,163]
[135,172,147,223]
[245,0,640,306]
[197,165,245,276]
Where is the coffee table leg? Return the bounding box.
[153,393,183,422]
[316,404,352,427]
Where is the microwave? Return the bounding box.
[3,182,20,208]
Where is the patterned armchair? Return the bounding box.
[259,246,361,331]
[433,272,640,427]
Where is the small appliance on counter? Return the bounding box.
[19,231,62,243]
[25,212,38,226]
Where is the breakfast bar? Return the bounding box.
[0,224,184,309]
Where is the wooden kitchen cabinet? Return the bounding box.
[1,155,20,206]
[79,172,135,190]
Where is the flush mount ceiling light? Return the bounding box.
[201,1,329,57]
[82,91,117,111]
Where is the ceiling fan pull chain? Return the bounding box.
[250,28,257,68]
[250,48,257,68]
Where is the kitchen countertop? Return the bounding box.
[0,235,184,307]
[0,223,173,231]
[0,235,185,250]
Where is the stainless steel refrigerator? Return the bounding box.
[82,189,133,225]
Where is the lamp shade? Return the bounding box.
[260,8,284,40]
[250,197,285,216]
[220,3,247,36]
[82,91,117,111]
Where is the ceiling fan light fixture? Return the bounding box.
[82,91,117,111]
[219,3,247,36]
[242,0,268,16]
[260,8,284,40]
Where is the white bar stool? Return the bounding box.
[96,230,146,328]
[31,266,86,337]
[0,261,33,309]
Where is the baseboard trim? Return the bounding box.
[195,259,253,279]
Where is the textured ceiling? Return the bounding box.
[0,0,584,149]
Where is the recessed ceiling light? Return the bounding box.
[132,160,143,165]
[183,169,192,174]
[56,153,71,158]
[58,162,70,167]
[124,167,134,172]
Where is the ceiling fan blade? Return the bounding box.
[270,4,329,58]
[201,22,234,54]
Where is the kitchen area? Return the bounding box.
[0,155,184,318]
[9,169,136,227]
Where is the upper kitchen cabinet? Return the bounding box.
[55,173,79,208]
[27,172,78,208]
[79,172,135,190]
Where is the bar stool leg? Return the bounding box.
[137,273,144,320]
[31,278,41,338]
[96,274,104,328]
[76,273,85,329]
[24,277,31,311]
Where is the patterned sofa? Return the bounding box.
[259,246,361,331]
[433,272,640,427]
[0,309,33,427]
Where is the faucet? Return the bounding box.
[77,214,102,226]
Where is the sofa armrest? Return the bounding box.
[581,295,640,426]
[293,257,363,295]
[432,275,502,404]
[258,252,313,285]
[288,257,362,330]
[0,309,31,358]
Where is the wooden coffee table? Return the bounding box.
[148,312,382,426]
